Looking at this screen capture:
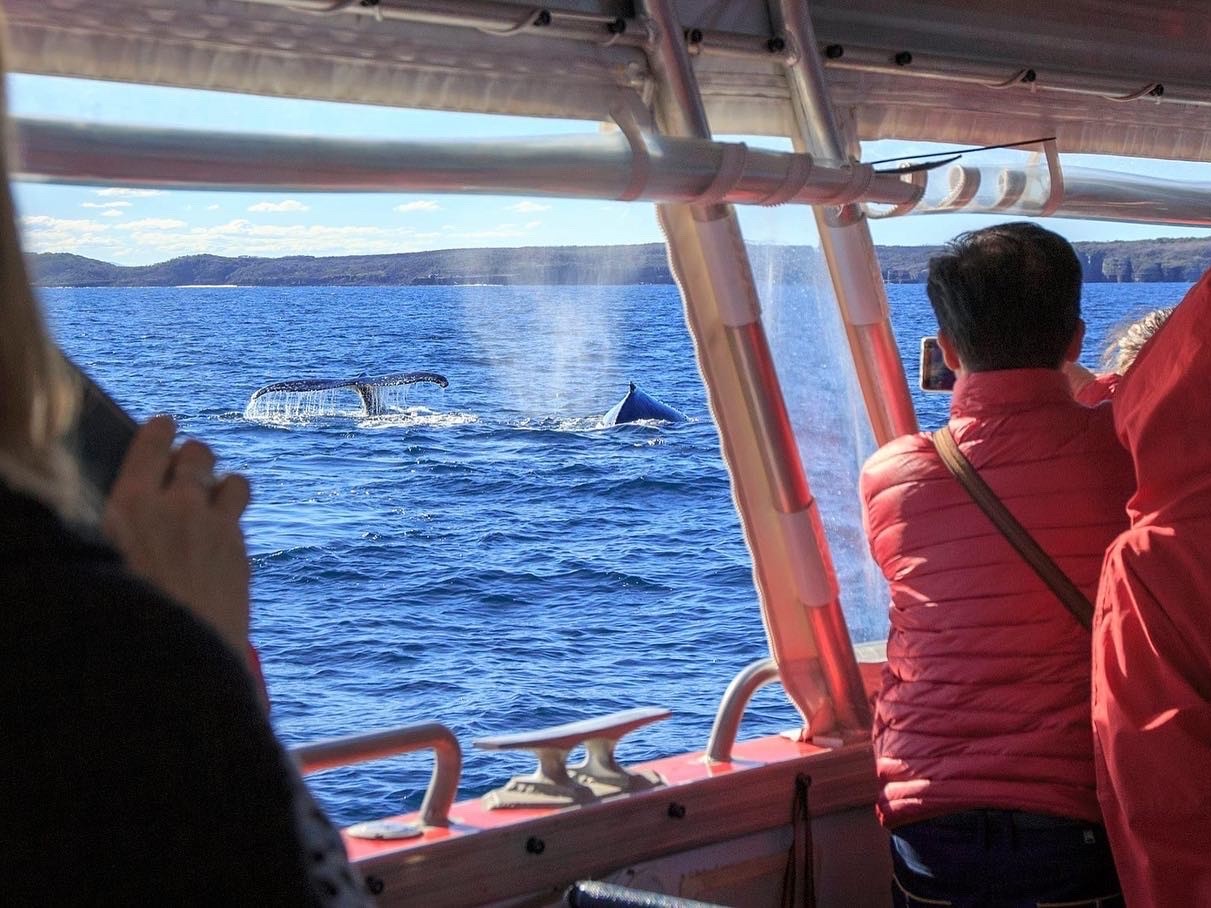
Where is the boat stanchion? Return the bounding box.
[475,707,670,809]
[291,721,461,838]
[704,657,782,763]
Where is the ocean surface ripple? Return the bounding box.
[44,279,1186,826]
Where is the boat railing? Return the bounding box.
[292,722,461,829]
[704,656,783,763]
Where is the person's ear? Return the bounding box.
[1063,318,1086,363]
[936,330,963,371]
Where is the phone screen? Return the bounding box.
[919,336,957,392]
[68,360,137,497]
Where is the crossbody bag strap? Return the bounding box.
[933,425,1093,631]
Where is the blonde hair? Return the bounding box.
[0,37,82,515]
[1101,306,1175,375]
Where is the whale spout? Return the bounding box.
[600,382,686,426]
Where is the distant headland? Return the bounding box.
[27,238,1211,287]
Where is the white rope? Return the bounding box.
[864,169,927,219]
[609,94,655,202]
[693,142,748,206]
[286,0,359,14]
[761,153,813,206]
[983,68,1033,90]
[812,163,874,206]
[1039,140,1065,217]
[1102,82,1163,102]
[477,7,545,36]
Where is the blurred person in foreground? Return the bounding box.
[1066,305,1174,406]
[1092,270,1211,904]
[0,32,370,908]
[861,223,1133,907]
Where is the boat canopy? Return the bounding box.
[7,0,1211,162]
[13,0,1209,743]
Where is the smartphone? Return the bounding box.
[68,359,138,497]
[919,336,957,392]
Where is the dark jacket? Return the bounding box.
[861,369,1134,828]
[0,482,359,905]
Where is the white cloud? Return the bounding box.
[102,209,124,218]
[507,201,551,213]
[525,221,542,229]
[19,215,121,253]
[82,201,132,210]
[394,200,441,213]
[23,215,100,230]
[119,218,189,230]
[95,188,164,198]
[247,199,310,213]
[206,204,220,211]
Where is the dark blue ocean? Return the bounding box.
[41,278,1189,827]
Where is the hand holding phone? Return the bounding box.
[919,336,957,392]
[67,358,253,653]
[65,359,138,498]
[102,415,252,653]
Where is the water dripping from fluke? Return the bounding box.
[243,372,449,424]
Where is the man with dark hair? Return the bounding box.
[927,222,1082,371]
[861,223,1134,906]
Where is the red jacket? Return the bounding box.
[1093,271,1211,905]
[862,369,1134,828]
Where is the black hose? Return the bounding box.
[565,880,725,908]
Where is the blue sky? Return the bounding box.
[10,74,1211,266]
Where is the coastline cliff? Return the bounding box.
[27,238,1211,287]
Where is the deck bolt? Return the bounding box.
[824,44,844,59]
[667,802,687,819]
[365,876,385,895]
[607,17,626,35]
[533,9,552,27]
[526,836,546,854]
[685,28,704,45]
[1151,84,1165,97]
[894,51,913,66]
[767,36,786,53]
[1023,68,1037,83]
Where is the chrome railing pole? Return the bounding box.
[636,0,860,737]
[705,658,782,763]
[12,119,918,206]
[766,0,922,734]
[293,722,461,828]
[776,0,919,447]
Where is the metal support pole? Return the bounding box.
[11,118,917,206]
[637,0,867,737]
[776,0,919,447]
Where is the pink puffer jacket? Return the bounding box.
[1093,271,1211,905]
[861,369,1134,828]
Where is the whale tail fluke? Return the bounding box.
[248,371,448,417]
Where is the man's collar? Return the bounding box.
[950,368,1072,417]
